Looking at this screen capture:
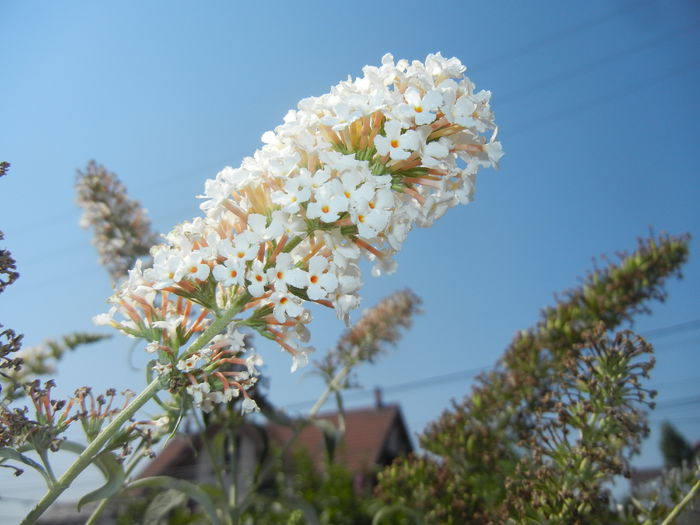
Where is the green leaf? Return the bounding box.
[0,447,53,486]
[127,476,222,525]
[78,451,125,510]
[142,488,188,525]
[58,441,126,511]
[372,504,425,525]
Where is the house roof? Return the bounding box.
[267,404,412,473]
[138,402,412,479]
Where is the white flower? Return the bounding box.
[245,352,264,375]
[225,327,247,352]
[241,397,259,414]
[399,87,442,126]
[248,211,287,241]
[374,120,420,160]
[153,316,183,340]
[306,183,347,223]
[223,233,259,263]
[152,362,173,376]
[101,53,501,378]
[269,290,304,322]
[175,253,210,282]
[147,250,182,289]
[303,256,338,300]
[266,253,306,292]
[290,346,314,373]
[186,382,214,412]
[246,259,268,297]
[177,352,209,372]
[212,258,246,287]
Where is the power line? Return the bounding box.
[508,58,700,136]
[655,394,700,410]
[473,0,659,72]
[498,21,700,104]
[4,1,667,242]
[283,365,491,410]
[641,319,700,339]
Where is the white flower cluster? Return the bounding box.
[152,327,261,413]
[97,53,502,401]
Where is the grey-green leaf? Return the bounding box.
[58,441,126,512]
[127,476,222,525]
[143,488,188,525]
[77,450,126,511]
[0,447,53,486]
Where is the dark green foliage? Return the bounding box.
[376,234,690,523]
[660,422,694,469]
[241,448,376,525]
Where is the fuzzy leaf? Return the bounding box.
[128,476,222,525]
[59,441,126,511]
[0,447,53,486]
[143,488,188,525]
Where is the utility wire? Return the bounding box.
[6,0,669,241]
[473,0,659,72]
[508,58,700,136]
[13,43,700,285]
[282,325,700,410]
[498,20,700,104]
[641,319,700,339]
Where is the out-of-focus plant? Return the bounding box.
[0,164,117,481]
[660,421,696,469]
[376,233,693,524]
[2,333,111,403]
[76,160,158,283]
[624,459,700,524]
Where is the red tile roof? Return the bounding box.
[139,403,412,479]
[267,404,412,473]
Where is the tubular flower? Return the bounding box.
[97,53,502,410]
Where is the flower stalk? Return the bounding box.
[21,298,246,525]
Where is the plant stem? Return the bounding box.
[21,377,162,525]
[661,478,700,525]
[234,349,359,518]
[308,360,353,418]
[20,300,245,525]
[36,447,57,486]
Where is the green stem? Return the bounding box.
[234,350,359,518]
[36,447,57,486]
[21,377,162,525]
[84,437,153,525]
[308,362,352,418]
[21,300,245,525]
[661,478,700,525]
[84,496,111,525]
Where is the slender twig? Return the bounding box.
[661,478,700,525]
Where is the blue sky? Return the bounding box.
[2,0,700,518]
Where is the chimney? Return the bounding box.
[374,387,383,408]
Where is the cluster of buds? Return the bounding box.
[76,160,158,282]
[151,326,262,413]
[97,53,501,411]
